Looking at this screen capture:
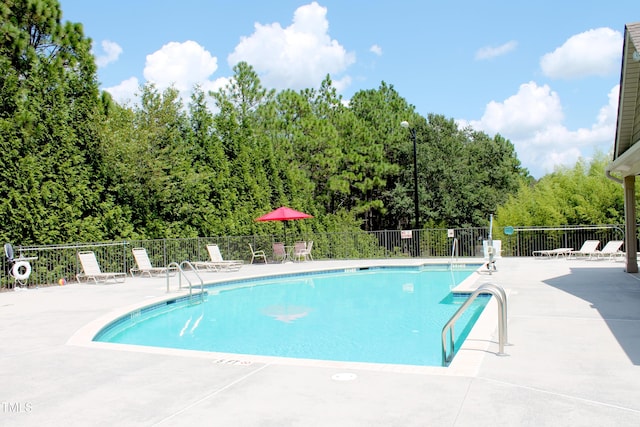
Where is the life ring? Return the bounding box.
[11,261,32,281]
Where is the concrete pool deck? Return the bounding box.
[1,257,640,426]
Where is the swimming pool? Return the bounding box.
[95,265,488,367]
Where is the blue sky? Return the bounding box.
[59,0,637,178]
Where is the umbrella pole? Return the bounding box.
[284,221,287,246]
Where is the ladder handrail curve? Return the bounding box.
[476,283,508,343]
[180,261,205,298]
[450,237,459,261]
[165,261,205,300]
[441,282,508,365]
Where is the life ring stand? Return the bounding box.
[5,243,37,287]
[12,260,32,281]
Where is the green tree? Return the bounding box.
[0,0,105,244]
[457,129,526,226]
[211,62,278,234]
[131,84,194,237]
[0,1,533,245]
[183,86,236,236]
[495,153,624,227]
[348,82,413,229]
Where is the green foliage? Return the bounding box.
[0,0,103,245]
[495,153,624,228]
[0,1,533,246]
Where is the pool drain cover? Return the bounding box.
[331,373,357,381]
[212,358,253,366]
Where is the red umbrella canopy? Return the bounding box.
[255,206,313,222]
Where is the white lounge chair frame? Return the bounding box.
[590,240,624,260]
[532,247,573,259]
[568,240,600,259]
[77,251,126,284]
[130,247,173,277]
[207,244,243,270]
[193,244,243,271]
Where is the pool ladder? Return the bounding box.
[450,237,459,261]
[165,261,205,300]
[449,238,466,269]
[441,283,509,366]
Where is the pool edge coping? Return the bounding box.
[67,262,500,376]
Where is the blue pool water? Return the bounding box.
[95,265,488,366]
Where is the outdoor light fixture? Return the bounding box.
[633,50,640,62]
[401,121,419,231]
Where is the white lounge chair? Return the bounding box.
[568,240,600,259]
[532,247,573,259]
[590,240,624,260]
[207,244,243,270]
[193,244,243,271]
[130,247,173,277]
[77,251,126,284]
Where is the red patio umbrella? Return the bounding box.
[255,206,313,245]
[255,206,313,222]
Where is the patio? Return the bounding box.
[1,257,640,426]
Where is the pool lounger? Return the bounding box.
[532,248,573,259]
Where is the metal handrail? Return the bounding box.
[441,283,508,365]
[450,237,459,261]
[479,283,508,341]
[165,261,205,299]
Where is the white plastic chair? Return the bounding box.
[295,240,313,261]
[248,244,267,264]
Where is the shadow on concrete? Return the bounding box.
[543,266,640,365]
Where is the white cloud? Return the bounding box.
[104,41,225,110]
[370,44,383,56]
[144,40,219,92]
[95,40,123,68]
[458,82,619,177]
[227,1,355,91]
[595,84,619,128]
[104,77,139,105]
[475,40,517,60]
[465,82,564,138]
[200,77,230,95]
[332,75,352,93]
[540,28,623,79]
[101,3,355,107]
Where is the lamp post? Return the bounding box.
[401,121,419,231]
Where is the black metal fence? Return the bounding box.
[0,225,628,288]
